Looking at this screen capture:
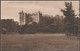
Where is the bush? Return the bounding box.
[1,28,7,34]
[19,22,38,34]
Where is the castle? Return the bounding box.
[19,11,64,26]
[19,11,41,25]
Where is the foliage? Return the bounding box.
[19,22,38,34]
[1,19,20,33]
[61,2,78,36]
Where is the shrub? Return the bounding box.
[19,22,38,34]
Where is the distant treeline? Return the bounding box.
[1,14,80,36]
[1,19,20,34]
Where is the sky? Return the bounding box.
[1,1,79,22]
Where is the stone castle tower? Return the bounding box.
[19,11,25,25]
[31,11,40,24]
[19,11,41,25]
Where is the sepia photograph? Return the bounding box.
[1,1,80,51]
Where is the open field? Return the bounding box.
[1,33,79,50]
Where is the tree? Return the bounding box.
[61,2,75,23]
[61,2,77,36]
[1,19,20,33]
[19,22,38,34]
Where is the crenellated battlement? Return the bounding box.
[19,11,40,25]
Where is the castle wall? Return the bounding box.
[31,12,39,24]
[19,11,40,25]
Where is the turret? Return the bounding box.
[19,11,25,25]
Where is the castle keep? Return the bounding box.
[19,11,41,25]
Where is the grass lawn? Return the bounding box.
[1,33,79,50]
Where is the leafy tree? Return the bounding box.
[19,22,38,34]
[1,19,20,33]
[61,2,77,36]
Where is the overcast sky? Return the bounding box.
[1,1,79,22]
